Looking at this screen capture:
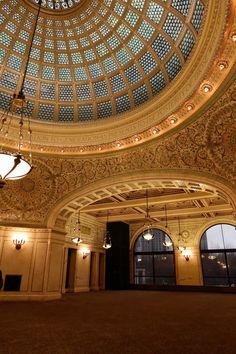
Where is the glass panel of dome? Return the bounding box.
[114,3,125,16]
[165,53,182,80]
[90,32,100,43]
[116,24,130,40]
[99,24,110,36]
[151,34,171,60]
[2,4,12,15]
[103,57,117,74]
[109,74,126,93]
[46,28,54,37]
[74,67,87,81]
[38,103,54,121]
[0,48,6,64]
[84,49,96,62]
[58,53,69,64]
[6,55,23,74]
[139,52,157,74]
[45,40,54,49]
[179,30,195,60]
[18,30,29,41]
[191,0,204,32]
[42,66,55,80]
[44,52,55,63]
[59,85,74,101]
[97,101,112,119]
[66,29,74,37]
[115,94,131,114]
[71,53,83,64]
[12,13,22,24]
[107,35,120,50]
[13,41,26,55]
[25,100,34,117]
[133,84,148,106]
[40,83,55,100]
[58,68,72,82]
[107,15,118,28]
[96,43,109,57]
[89,63,103,79]
[0,32,12,47]
[125,10,139,27]
[146,2,164,24]
[127,36,144,55]
[33,35,41,46]
[125,64,142,85]
[59,106,74,122]
[0,71,18,90]
[57,40,66,50]
[163,13,183,42]
[150,71,166,95]
[80,37,90,47]
[131,0,145,12]
[26,62,39,78]
[93,80,109,98]
[69,40,78,50]
[0,13,6,25]
[23,79,37,97]
[0,92,12,110]
[171,0,191,16]
[56,29,64,38]
[30,47,40,61]
[6,21,17,34]
[76,84,91,101]
[78,105,93,121]
[116,47,132,66]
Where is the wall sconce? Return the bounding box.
[182,249,192,261]
[177,246,186,253]
[81,248,90,259]
[12,236,26,250]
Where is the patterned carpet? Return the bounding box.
[0,290,236,354]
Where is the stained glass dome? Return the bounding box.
[32,0,83,11]
[0,0,205,123]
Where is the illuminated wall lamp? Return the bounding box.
[12,237,25,250]
[81,248,90,259]
[182,249,192,261]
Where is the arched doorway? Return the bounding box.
[200,224,236,287]
[134,229,175,286]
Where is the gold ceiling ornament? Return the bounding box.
[0,0,43,187]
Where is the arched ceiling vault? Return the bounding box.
[0,0,235,154]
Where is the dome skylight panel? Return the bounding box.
[32,0,82,11]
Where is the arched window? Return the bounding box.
[200,224,236,287]
[134,229,175,286]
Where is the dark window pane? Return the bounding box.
[154,277,175,286]
[154,254,175,277]
[229,278,236,287]
[202,253,227,277]
[204,277,229,287]
[226,252,236,277]
[134,229,173,252]
[134,255,153,277]
[135,277,153,285]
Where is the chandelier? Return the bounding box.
[0,1,42,187]
[103,211,112,249]
[71,211,83,245]
[143,190,155,241]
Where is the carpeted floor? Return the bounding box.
[0,290,236,354]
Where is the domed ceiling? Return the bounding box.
[0,0,204,122]
[0,0,234,154]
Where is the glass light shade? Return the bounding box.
[143,228,154,241]
[182,249,192,260]
[0,152,32,181]
[103,232,112,249]
[72,236,83,245]
[163,240,172,247]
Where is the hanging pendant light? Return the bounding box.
[103,211,112,249]
[0,0,42,187]
[163,204,172,247]
[71,211,83,245]
[143,190,154,241]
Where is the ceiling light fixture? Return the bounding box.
[103,210,112,249]
[0,1,42,187]
[71,211,83,245]
[143,190,154,241]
